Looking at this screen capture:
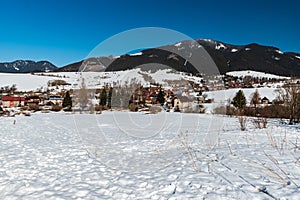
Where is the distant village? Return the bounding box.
[0,73,293,117]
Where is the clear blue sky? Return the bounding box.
[0,0,299,67]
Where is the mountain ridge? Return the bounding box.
[56,39,300,77]
[2,39,300,77]
[0,60,57,73]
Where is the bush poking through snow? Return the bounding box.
[129,103,138,112]
[178,131,199,172]
[51,104,62,112]
[262,118,268,128]
[28,104,40,112]
[149,106,162,114]
[238,116,247,131]
[252,117,268,129]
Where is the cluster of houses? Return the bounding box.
[129,84,208,113]
[0,93,64,112]
[0,78,216,115]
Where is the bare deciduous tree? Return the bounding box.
[250,89,261,108]
[276,83,300,124]
[78,78,89,107]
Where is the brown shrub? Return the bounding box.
[95,105,102,112]
[28,104,40,111]
[129,103,138,112]
[149,105,162,114]
[51,105,62,112]
[213,106,226,115]
[257,105,288,119]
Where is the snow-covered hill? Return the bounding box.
[226,70,290,79]
[0,69,202,92]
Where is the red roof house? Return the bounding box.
[2,96,25,107]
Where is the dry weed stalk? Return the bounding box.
[226,140,234,155]
[264,151,299,188]
[253,117,268,129]
[179,131,199,172]
[266,129,277,149]
[252,160,287,185]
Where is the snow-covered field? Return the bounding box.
[0,112,299,199]
[205,87,278,103]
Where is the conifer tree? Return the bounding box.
[157,89,165,105]
[62,91,72,110]
[232,90,246,110]
[107,87,113,109]
[233,90,247,131]
[100,88,107,107]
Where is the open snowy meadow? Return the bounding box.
[0,111,299,199]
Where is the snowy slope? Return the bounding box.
[0,70,288,92]
[202,87,279,114]
[226,70,290,79]
[0,69,197,92]
[205,87,278,104]
[0,112,299,199]
[0,73,64,92]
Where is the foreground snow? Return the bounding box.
[0,112,299,199]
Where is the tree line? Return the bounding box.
[228,83,300,125]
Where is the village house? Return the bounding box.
[25,96,41,106]
[144,92,153,105]
[261,97,270,105]
[47,95,63,106]
[175,95,191,110]
[1,96,25,107]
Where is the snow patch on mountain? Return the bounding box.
[202,39,213,43]
[231,49,238,52]
[276,50,284,54]
[174,42,182,47]
[274,56,280,61]
[215,43,227,50]
[130,52,143,56]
